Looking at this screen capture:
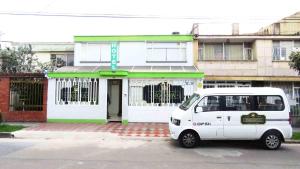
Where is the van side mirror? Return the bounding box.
[195,106,203,113]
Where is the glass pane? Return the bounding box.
[56,55,67,67]
[228,44,243,60]
[273,47,280,60]
[86,44,101,61]
[225,96,251,111]
[273,41,280,47]
[214,44,223,60]
[204,45,214,60]
[198,96,222,112]
[67,54,74,66]
[100,44,111,61]
[256,96,284,111]
[147,49,166,61]
[295,41,300,48]
[281,47,286,59]
[167,48,186,61]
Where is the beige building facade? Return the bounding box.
[192,12,300,122]
[194,35,300,101]
[257,12,300,35]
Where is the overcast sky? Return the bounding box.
[0,0,299,42]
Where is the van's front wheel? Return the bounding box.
[262,131,282,150]
[179,130,199,148]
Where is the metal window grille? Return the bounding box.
[129,79,195,106]
[203,81,251,88]
[55,78,99,105]
[9,77,44,111]
[291,87,300,117]
[243,48,252,60]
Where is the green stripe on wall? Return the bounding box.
[122,120,128,125]
[47,72,99,78]
[128,72,204,78]
[47,71,204,78]
[47,119,107,124]
[74,35,193,42]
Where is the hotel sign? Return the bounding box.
[241,113,266,124]
[111,42,118,71]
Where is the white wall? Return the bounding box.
[122,78,129,121]
[128,106,176,122]
[74,42,194,66]
[47,78,107,120]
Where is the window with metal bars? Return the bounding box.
[129,79,195,106]
[9,77,44,111]
[55,78,99,105]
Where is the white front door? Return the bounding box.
[193,96,224,139]
[223,95,257,139]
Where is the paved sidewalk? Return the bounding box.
[293,128,300,132]
[20,122,170,138]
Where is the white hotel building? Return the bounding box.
[47,35,204,124]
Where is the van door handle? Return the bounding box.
[216,116,222,119]
[227,116,231,121]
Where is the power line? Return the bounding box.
[0,11,281,22]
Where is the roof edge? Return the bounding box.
[74,35,193,42]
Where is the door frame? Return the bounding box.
[107,79,123,122]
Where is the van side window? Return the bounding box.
[225,96,252,111]
[254,96,285,111]
[198,96,224,112]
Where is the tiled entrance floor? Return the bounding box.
[24,122,170,137]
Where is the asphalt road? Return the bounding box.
[0,137,300,169]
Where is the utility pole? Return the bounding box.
[0,31,4,49]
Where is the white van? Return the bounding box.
[169,87,292,150]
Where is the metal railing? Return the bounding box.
[291,105,300,117]
[129,79,195,106]
[55,78,99,105]
[9,77,44,111]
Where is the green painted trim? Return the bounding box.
[47,72,99,78]
[48,70,204,78]
[122,120,128,125]
[99,70,128,77]
[128,72,204,78]
[47,119,107,124]
[74,35,193,42]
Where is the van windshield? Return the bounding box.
[179,93,200,111]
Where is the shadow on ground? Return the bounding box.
[168,139,291,151]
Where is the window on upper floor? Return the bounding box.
[272,41,300,61]
[50,54,74,67]
[146,42,187,62]
[198,42,253,61]
[81,43,118,62]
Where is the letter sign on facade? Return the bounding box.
[111,42,118,71]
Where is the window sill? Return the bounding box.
[80,61,119,63]
[272,60,289,62]
[146,61,187,63]
[197,60,257,62]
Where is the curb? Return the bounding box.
[285,139,300,144]
[0,132,15,138]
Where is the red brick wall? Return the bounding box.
[0,75,47,122]
[0,77,10,121]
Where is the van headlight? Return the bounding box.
[172,119,181,126]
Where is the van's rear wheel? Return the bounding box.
[262,131,282,150]
[179,130,199,148]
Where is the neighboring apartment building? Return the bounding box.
[22,42,74,67]
[257,12,300,35]
[47,35,204,123]
[192,13,300,107]
[0,41,74,68]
